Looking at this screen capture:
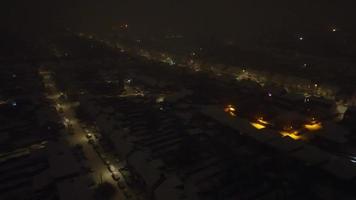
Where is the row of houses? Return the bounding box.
[76,87,356,200]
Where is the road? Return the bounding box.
[40,69,128,200]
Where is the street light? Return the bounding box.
[224,105,237,117]
[304,118,322,131]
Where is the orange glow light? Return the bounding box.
[304,122,322,131]
[224,105,237,117]
[280,130,302,140]
[250,122,266,130]
[257,117,269,125]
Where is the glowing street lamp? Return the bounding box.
[224,105,237,117]
[257,117,269,125]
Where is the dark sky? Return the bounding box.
[2,0,356,40]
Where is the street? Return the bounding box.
[40,69,130,200]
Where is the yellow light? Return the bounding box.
[229,111,236,117]
[224,105,235,112]
[224,105,237,117]
[280,130,301,140]
[250,122,266,130]
[304,122,322,131]
[257,117,269,125]
[156,96,165,103]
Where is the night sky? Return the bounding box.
[2,0,356,40]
